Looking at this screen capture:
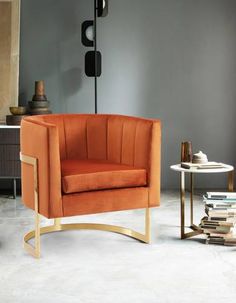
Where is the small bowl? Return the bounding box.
[9,106,28,116]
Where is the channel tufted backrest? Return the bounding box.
[29,114,157,169]
[107,115,152,168]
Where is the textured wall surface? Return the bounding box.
[0,2,11,122]
[0,0,20,123]
[19,0,236,189]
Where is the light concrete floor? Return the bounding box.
[1,190,236,303]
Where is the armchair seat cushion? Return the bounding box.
[61,159,147,194]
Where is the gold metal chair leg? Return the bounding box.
[54,218,62,229]
[145,207,151,243]
[24,212,41,258]
[23,208,151,258]
[21,152,151,258]
[21,153,41,258]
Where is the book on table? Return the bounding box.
[181,162,227,169]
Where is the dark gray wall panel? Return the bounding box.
[19,0,236,188]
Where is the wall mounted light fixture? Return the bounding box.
[82,21,94,47]
[81,0,109,114]
[85,51,102,77]
[97,0,109,17]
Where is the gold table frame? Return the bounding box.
[171,164,234,239]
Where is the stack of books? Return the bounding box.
[200,192,236,246]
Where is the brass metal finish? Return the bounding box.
[180,169,234,240]
[23,211,150,259]
[190,173,194,225]
[180,172,185,239]
[228,171,234,192]
[20,153,150,258]
[180,171,203,239]
[54,218,61,229]
[20,153,40,258]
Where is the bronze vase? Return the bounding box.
[181,142,193,162]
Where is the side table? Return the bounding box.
[170,164,234,239]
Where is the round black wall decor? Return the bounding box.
[82,21,94,47]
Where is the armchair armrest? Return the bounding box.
[148,120,161,207]
[20,118,63,218]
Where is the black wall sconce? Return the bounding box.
[97,0,109,17]
[82,21,94,47]
[81,0,109,114]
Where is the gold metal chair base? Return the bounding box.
[24,213,150,258]
[20,152,151,258]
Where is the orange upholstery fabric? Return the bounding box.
[20,119,63,218]
[61,159,147,194]
[63,187,149,217]
[20,114,161,219]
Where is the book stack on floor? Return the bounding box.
[200,192,236,246]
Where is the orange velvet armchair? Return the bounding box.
[20,114,161,257]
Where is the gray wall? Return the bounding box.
[20,0,236,189]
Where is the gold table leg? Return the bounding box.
[190,173,194,226]
[228,170,234,192]
[180,169,235,240]
[180,172,185,239]
[180,171,202,239]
